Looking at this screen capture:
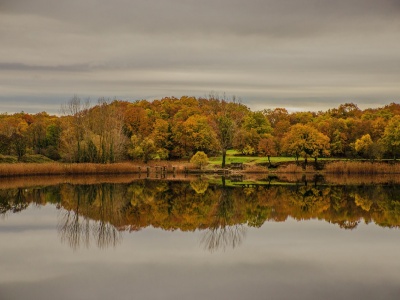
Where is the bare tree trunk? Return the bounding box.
[222,149,227,168]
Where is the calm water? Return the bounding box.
[1,176,400,300]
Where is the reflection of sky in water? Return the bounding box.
[1,204,400,300]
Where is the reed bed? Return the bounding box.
[0,162,192,177]
[276,164,302,173]
[242,164,268,173]
[325,161,400,174]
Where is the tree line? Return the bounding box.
[1,95,400,164]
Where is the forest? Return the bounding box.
[1,95,400,165]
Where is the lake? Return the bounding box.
[1,175,400,300]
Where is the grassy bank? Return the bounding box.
[1,152,400,177]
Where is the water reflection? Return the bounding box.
[57,184,125,250]
[1,177,400,250]
[58,209,122,250]
[200,224,247,252]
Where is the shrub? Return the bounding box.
[190,151,209,170]
[0,155,18,164]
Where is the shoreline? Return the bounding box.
[1,160,400,178]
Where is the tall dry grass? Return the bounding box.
[242,165,268,173]
[325,161,400,174]
[0,162,191,177]
[276,164,304,173]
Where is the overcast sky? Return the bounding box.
[1,0,400,114]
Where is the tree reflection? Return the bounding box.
[57,184,123,250]
[58,210,122,250]
[58,210,89,250]
[0,188,29,216]
[190,178,209,194]
[199,177,248,252]
[337,220,360,230]
[200,224,246,252]
[2,178,400,251]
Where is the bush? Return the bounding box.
[190,151,209,170]
[0,154,18,164]
[19,154,54,163]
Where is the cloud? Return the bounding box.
[1,0,400,113]
[3,0,400,36]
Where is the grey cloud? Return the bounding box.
[1,0,399,113]
[3,0,400,38]
[0,62,93,72]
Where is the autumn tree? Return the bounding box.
[329,103,361,119]
[26,112,48,155]
[128,135,157,163]
[382,115,400,160]
[0,134,12,155]
[11,133,27,160]
[214,115,234,168]
[233,128,259,155]
[45,122,62,160]
[88,99,128,163]
[243,111,272,135]
[354,134,374,160]
[263,108,289,128]
[354,133,384,161]
[182,115,218,155]
[60,96,91,162]
[123,104,153,137]
[282,124,330,164]
[315,117,348,157]
[233,111,272,155]
[258,134,277,166]
[150,118,171,157]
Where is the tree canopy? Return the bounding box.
[1,97,399,163]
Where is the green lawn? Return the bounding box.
[208,150,298,165]
[208,150,354,166]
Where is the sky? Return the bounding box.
[1,0,400,114]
